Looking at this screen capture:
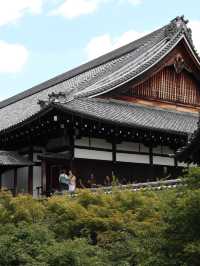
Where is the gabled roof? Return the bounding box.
[0,16,199,134]
[0,24,167,109]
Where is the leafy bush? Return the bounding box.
[0,168,200,265]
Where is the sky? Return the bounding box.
[0,0,200,101]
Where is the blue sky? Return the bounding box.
[0,0,199,101]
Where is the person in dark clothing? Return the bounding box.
[86,173,97,188]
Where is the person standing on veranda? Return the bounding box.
[68,170,76,195]
[59,169,69,194]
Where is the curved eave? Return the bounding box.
[0,101,190,138]
[182,35,200,67]
[0,105,55,135]
[55,104,188,136]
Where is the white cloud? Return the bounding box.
[0,41,28,73]
[189,20,200,54]
[50,0,101,19]
[50,0,142,19]
[86,30,146,59]
[0,0,43,26]
[125,0,142,5]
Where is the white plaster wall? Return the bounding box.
[117,142,140,152]
[1,170,14,189]
[75,137,112,149]
[153,145,162,154]
[153,156,174,166]
[116,153,150,164]
[75,148,112,161]
[153,146,174,155]
[75,137,89,147]
[17,167,28,193]
[90,138,112,149]
[140,143,149,153]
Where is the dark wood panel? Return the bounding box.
[124,67,200,106]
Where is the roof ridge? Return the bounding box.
[1,16,199,113]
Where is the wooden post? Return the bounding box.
[112,138,117,175]
[28,149,33,195]
[14,168,18,196]
[0,170,2,190]
[149,146,153,166]
[112,138,116,163]
[28,165,33,195]
[41,160,47,194]
[174,156,178,167]
[69,129,75,171]
[149,146,154,180]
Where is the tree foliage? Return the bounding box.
[0,168,200,265]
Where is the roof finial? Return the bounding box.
[37,91,75,109]
[37,91,67,109]
[165,15,193,44]
[173,15,189,28]
[48,92,66,103]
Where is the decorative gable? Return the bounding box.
[123,66,200,106]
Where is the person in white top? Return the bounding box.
[68,170,76,195]
[59,169,69,194]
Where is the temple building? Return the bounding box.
[0,16,200,196]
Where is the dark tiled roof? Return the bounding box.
[58,98,198,134]
[0,151,33,166]
[0,16,199,134]
[0,97,198,136]
[0,25,166,109]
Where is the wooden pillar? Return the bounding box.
[149,146,153,166]
[69,129,75,171]
[14,168,18,196]
[112,139,116,163]
[149,146,154,180]
[41,160,47,193]
[28,149,33,195]
[112,138,117,173]
[28,165,33,195]
[0,170,2,190]
[174,156,178,167]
